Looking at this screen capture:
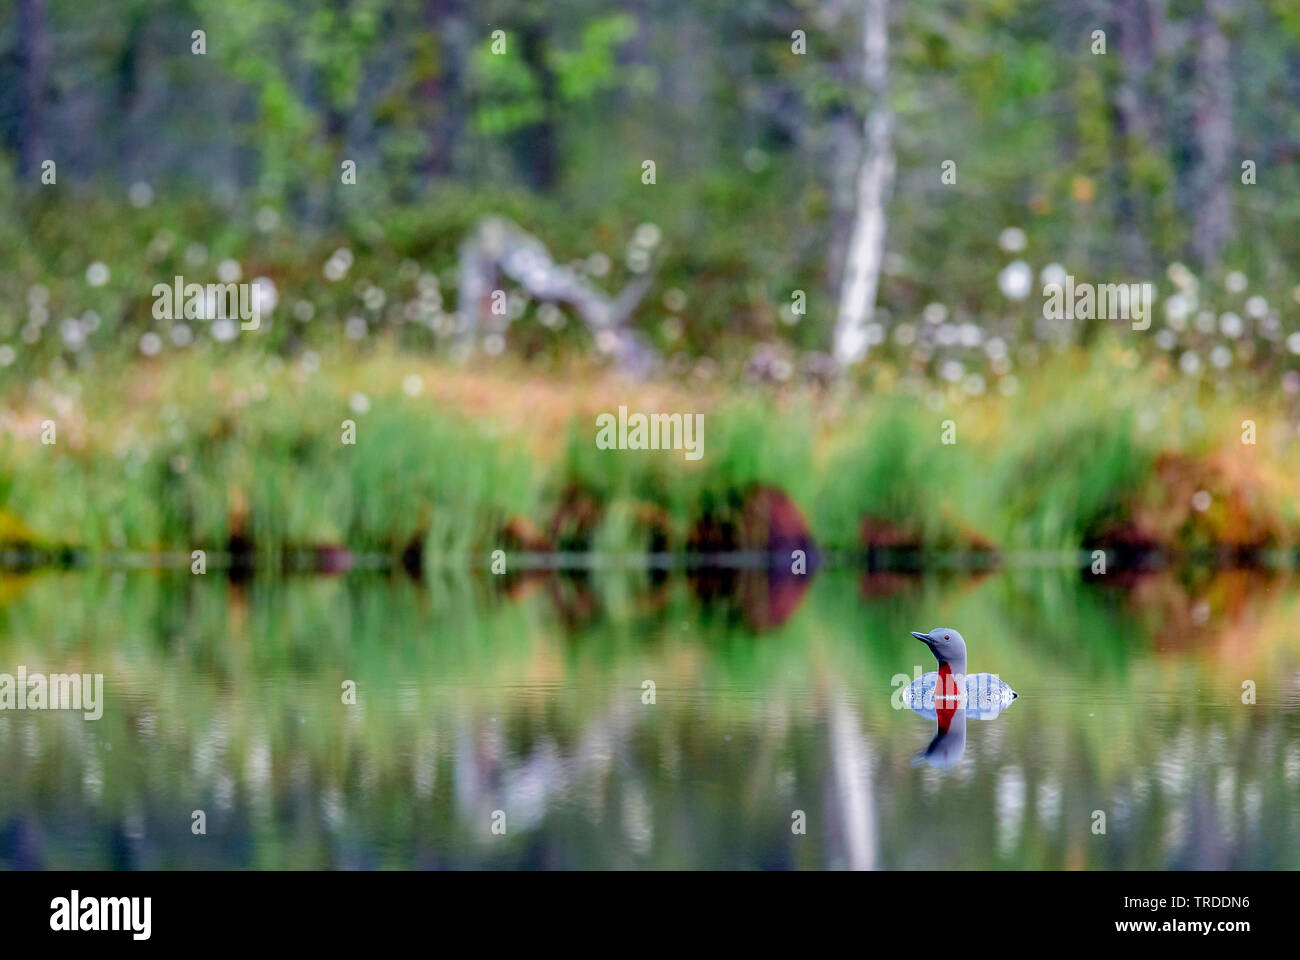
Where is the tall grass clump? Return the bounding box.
[0,356,539,560]
[814,399,980,550]
[672,393,817,526]
[543,393,817,552]
[990,359,1158,549]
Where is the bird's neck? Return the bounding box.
[937,661,966,697]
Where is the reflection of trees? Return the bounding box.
[827,694,876,870]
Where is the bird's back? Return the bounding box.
[901,671,1017,721]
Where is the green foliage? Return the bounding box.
[815,399,973,549]
[994,405,1154,549]
[472,45,545,135]
[550,15,637,101]
[0,358,537,559]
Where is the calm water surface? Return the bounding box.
[1,567,1298,869]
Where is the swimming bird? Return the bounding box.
[901,627,1017,719]
[901,628,1016,769]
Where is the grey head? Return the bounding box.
[910,627,967,675]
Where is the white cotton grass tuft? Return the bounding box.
[253,277,278,314]
[1040,263,1067,288]
[633,223,662,249]
[626,246,652,274]
[324,248,354,282]
[60,318,85,349]
[129,182,154,207]
[1164,293,1191,329]
[998,261,1033,301]
[255,207,280,233]
[998,227,1027,253]
[1167,262,1197,291]
[923,302,948,325]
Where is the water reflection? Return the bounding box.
[0,568,1298,869]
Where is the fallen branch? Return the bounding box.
[457,216,657,376]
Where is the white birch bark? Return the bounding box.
[833,0,894,367]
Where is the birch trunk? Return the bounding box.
[1192,0,1234,270]
[833,0,894,368]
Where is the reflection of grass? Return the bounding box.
[3,342,1300,558]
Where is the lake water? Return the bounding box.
[1,566,1297,869]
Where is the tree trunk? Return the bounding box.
[833,0,894,368]
[513,20,558,190]
[1113,0,1167,271]
[16,0,51,178]
[1192,0,1233,270]
[422,0,465,179]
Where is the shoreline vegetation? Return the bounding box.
[4,341,1299,573]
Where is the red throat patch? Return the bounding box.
[936,663,957,731]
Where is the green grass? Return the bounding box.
[3,341,1298,563]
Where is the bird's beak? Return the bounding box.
[910,631,931,644]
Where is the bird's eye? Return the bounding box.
[944,634,949,640]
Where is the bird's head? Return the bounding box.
[910,627,967,675]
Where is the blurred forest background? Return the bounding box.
[6,3,1300,878]
[3,0,1300,560]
